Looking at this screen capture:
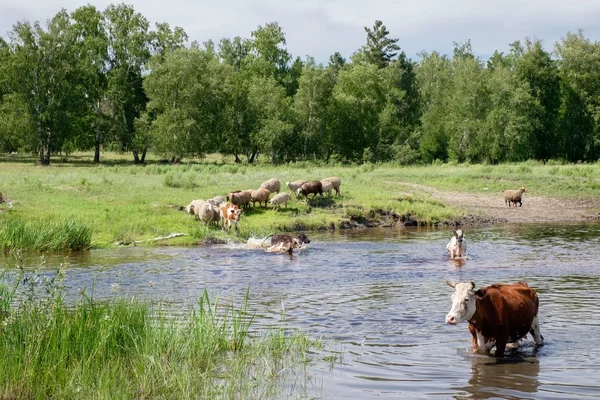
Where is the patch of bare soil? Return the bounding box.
[403,182,600,224]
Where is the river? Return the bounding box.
[4,223,600,399]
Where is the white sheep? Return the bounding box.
[320,180,333,197]
[185,199,205,218]
[286,180,307,196]
[504,187,526,207]
[207,195,225,207]
[196,202,220,225]
[269,192,291,210]
[322,177,341,196]
[446,229,467,259]
[260,178,281,194]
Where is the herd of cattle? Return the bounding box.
[184,177,342,232]
[183,177,341,252]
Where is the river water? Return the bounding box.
[4,223,600,399]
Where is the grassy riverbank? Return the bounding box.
[0,265,324,399]
[2,152,600,250]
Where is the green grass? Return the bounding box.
[0,267,324,399]
[2,152,600,250]
[0,218,92,252]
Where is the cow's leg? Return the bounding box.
[468,325,478,350]
[494,339,507,357]
[470,325,494,354]
[529,315,544,346]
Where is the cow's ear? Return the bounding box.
[469,281,475,289]
[475,288,486,299]
[453,230,457,236]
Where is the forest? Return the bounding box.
[0,3,599,166]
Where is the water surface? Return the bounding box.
[4,223,600,399]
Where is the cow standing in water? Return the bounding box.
[445,280,544,357]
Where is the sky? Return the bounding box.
[1,0,599,63]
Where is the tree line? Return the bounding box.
[0,3,599,165]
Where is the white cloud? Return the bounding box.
[1,0,599,63]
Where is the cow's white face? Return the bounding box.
[445,281,477,324]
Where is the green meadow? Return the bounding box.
[2,152,600,251]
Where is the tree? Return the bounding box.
[327,51,346,79]
[250,22,291,83]
[218,36,258,163]
[480,65,540,163]
[377,53,421,163]
[416,51,452,162]
[248,76,293,163]
[292,58,335,160]
[104,3,152,163]
[71,5,109,163]
[6,10,81,164]
[361,20,400,69]
[514,38,561,161]
[555,30,600,160]
[445,43,490,162]
[143,48,225,162]
[330,63,383,162]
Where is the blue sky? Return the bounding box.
[0,0,597,63]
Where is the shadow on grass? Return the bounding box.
[307,197,336,208]
[272,207,301,215]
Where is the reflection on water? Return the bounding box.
[457,357,541,400]
[3,222,600,398]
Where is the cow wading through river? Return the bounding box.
[445,280,544,357]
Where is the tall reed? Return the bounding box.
[0,269,320,399]
[0,218,92,252]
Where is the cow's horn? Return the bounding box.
[445,280,456,288]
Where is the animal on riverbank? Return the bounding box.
[260,178,281,194]
[251,188,271,207]
[445,280,544,357]
[504,187,526,207]
[286,180,307,196]
[227,190,252,208]
[321,177,341,196]
[296,180,323,199]
[321,180,333,197]
[446,229,466,259]
[185,199,205,218]
[207,196,225,207]
[219,203,243,231]
[196,202,220,226]
[269,192,291,209]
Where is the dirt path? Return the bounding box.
[403,182,600,224]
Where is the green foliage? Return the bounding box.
[1,7,600,169]
[0,267,320,399]
[0,218,92,251]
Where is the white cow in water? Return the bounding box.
[446,229,466,259]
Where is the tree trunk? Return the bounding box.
[39,128,51,166]
[140,146,147,163]
[133,150,141,164]
[234,152,241,163]
[94,107,101,164]
[249,148,258,164]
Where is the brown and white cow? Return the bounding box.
[219,203,243,231]
[445,280,544,357]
